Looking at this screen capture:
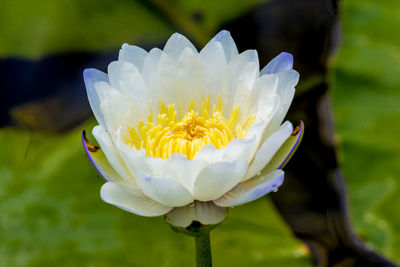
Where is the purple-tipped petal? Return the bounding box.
[278,120,304,168]
[263,120,304,173]
[83,68,108,128]
[214,170,284,207]
[211,30,238,62]
[82,130,111,181]
[261,52,293,75]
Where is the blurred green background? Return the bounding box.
[1,0,400,266]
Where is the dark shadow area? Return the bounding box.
[223,0,397,266]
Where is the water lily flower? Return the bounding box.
[82,30,303,228]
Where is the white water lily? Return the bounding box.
[82,30,303,228]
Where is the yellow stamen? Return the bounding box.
[125,94,256,159]
[188,98,195,112]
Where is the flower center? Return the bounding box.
[125,94,255,160]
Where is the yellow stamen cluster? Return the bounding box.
[125,94,255,160]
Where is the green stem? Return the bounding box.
[194,230,212,267]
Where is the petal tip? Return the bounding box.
[279,52,293,63]
[83,68,96,81]
[215,30,230,40]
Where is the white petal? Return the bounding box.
[115,140,151,175]
[194,137,255,164]
[101,182,172,216]
[221,137,257,162]
[135,171,193,207]
[263,70,299,138]
[212,49,258,116]
[95,85,135,135]
[83,68,108,128]
[241,90,280,162]
[210,30,238,63]
[214,170,284,207]
[162,154,207,192]
[193,144,224,162]
[118,43,148,71]
[229,50,259,78]
[163,33,197,61]
[275,69,299,119]
[200,40,228,104]
[255,86,280,124]
[92,125,133,184]
[228,51,259,107]
[170,47,205,115]
[245,121,293,180]
[250,74,279,109]
[117,141,207,193]
[193,160,248,201]
[233,61,259,121]
[142,47,162,91]
[261,52,293,75]
[234,75,280,161]
[165,201,227,227]
[108,61,148,101]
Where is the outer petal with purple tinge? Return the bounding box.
[214,170,284,207]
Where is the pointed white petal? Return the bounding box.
[233,61,259,121]
[165,201,227,227]
[163,33,197,61]
[170,47,205,115]
[83,68,108,128]
[245,121,293,180]
[236,75,280,161]
[107,61,148,101]
[115,140,151,175]
[250,74,279,109]
[211,30,238,63]
[219,49,259,116]
[275,69,299,119]
[118,43,148,71]
[200,40,228,104]
[194,137,255,164]
[117,140,207,193]
[221,137,257,163]
[214,170,284,207]
[162,154,207,192]
[135,171,193,207]
[142,47,162,90]
[193,144,224,162]
[101,182,172,216]
[263,70,299,138]
[95,85,136,135]
[193,160,248,201]
[261,52,293,75]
